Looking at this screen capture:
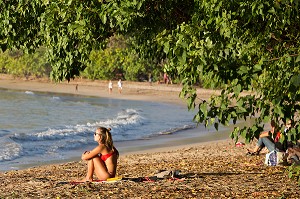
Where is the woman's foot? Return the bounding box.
[76,177,93,183]
[69,177,93,185]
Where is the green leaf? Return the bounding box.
[163,41,170,54]
[181,50,186,64]
[214,122,219,130]
[253,63,262,72]
[234,84,242,96]
[274,106,284,117]
[291,75,300,87]
[268,7,275,14]
[200,102,207,118]
[101,13,107,24]
[238,66,248,74]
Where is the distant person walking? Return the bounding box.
[108,80,113,94]
[117,79,122,94]
[148,74,152,86]
[163,73,170,84]
[163,73,168,84]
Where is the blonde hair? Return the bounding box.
[96,127,114,150]
[96,127,119,158]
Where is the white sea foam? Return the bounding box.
[25,91,34,95]
[11,109,143,142]
[0,141,22,161]
[0,89,197,170]
[157,124,196,135]
[52,96,61,100]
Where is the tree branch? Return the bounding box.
[267,53,300,62]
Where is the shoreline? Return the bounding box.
[1,75,299,198]
[14,125,232,171]
[0,74,220,106]
[0,74,228,171]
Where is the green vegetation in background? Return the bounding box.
[81,34,162,82]
[0,35,164,82]
[0,47,50,78]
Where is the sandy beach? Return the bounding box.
[0,75,299,198]
[0,74,219,106]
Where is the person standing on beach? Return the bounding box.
[77,127,119,182]
[108,80,113,94]
[148,73,152,86]
[117,79,122,94]
[163,73,168,84]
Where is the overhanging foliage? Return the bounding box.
[1,0,300,143]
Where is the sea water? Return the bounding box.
[0,88,213,171]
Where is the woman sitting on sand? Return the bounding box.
[78,127,119,182]
[247,120,285,155]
